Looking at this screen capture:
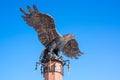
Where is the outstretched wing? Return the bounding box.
[20,5,60,47]
[62,39,83,59]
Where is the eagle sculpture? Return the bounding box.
[20,5,83,59]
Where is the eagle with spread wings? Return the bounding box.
[20,5,83,59]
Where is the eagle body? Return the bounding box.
[20,5,83,59]
[47,35,74,52]
[47,37,65,52]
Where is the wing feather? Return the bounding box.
[20,5,60,47]
[62,39,83,59]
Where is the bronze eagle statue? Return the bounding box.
[20,5,83,59]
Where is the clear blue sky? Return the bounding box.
[0,0,120,80]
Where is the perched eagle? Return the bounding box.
[20,5,83,59]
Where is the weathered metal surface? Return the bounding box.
[20,5,83,59]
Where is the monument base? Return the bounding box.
[35,50,70,80]
[44,60,63,80]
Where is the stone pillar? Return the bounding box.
[44,60,63,80]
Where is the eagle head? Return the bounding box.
[63,34,75,43]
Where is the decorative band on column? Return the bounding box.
[44,65,63,75]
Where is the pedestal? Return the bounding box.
[44,60,63,80]
[36,50,70,80]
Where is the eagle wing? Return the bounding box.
[62,39,83,59]
[20,5,60,47]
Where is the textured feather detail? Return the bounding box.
[20,5,60,47]
[62,39,83,59]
